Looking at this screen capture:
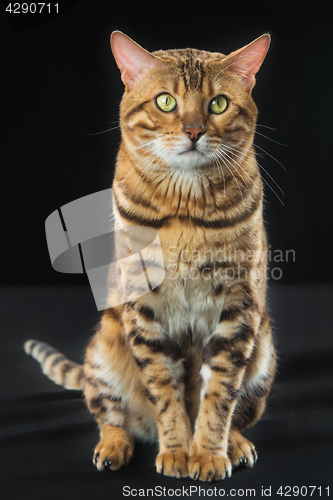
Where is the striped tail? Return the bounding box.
[24,339,85,391]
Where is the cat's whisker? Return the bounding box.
[216,146,249,187]
[217,146,256,192]
[214,149,246,212]
[131,144,168,202]
[120,152,154,189]
[256,174,285,206]
[250,128,289,147]
[126,153,155,198]
[224,139,286,191]
[120,136,162,156]
[225,129,287,169]
[222,142,285,205]
[86,125,121,136]
[127,153,159,201]
[119,140,166,188]
[253,142,287,172]
[119,134,166,162]
[225,140,266,159]
[211,155,217,176]
[140,153,166,205]
[108,136,161,169]
[212,152,226,200]
[252,123,277,131]
[211,152,222,182]
[86,119,137,136]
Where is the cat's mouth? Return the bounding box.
[179,144,203,156]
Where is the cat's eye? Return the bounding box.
[156,93,177,112]
[209,95,228,114]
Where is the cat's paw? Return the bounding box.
[228,429,258,467]
[228,429,257,468]
[188,454,232,482]
[156,451,189,478]
[93,434,134,471]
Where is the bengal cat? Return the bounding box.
[24,31,276,482]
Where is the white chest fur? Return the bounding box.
[155,272,223,342]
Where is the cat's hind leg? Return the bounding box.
[228,428,257,469]
[228,384,268,468]
[228,312,276,469]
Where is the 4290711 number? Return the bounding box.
[276,486,330,497]
[5,3,59,14]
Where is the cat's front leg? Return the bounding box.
[189,310,260,481]
[124,302,192,478]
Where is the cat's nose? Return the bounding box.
[183,125,206,142]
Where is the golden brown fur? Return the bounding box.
[25,32,276,482]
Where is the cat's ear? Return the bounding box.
[226,34,270,92]
[110,31,161,91]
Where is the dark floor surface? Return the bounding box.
[1,285,332,499]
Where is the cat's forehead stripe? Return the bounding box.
[178,56,204,92]
[154,48,225,93]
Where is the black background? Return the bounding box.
[1,0,333,287]
[1,2,333,500]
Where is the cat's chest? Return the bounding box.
[155,273,223,342]
[152,225,225,340]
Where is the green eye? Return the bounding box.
[156,93,177,112]
[209,95,228,114]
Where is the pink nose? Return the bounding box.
[183,125,205,142]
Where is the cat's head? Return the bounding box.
[111,32,269,173]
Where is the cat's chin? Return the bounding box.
[163,151,211,171]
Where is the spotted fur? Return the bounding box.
[24,31,276,482]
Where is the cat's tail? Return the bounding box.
[24,339,85,391]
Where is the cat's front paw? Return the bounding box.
[156,451,189,478]
[93,440,133,471]
[188,453,232,482]
[93,428,134,471]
